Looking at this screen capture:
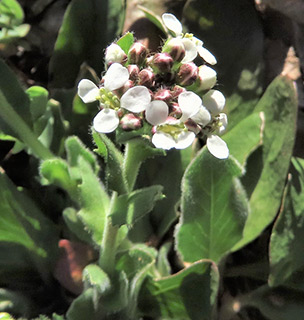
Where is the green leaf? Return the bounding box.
[65,136,99,174]
[245,285,304,320]
[156,242,171,277]
[269,158,304,287]
[117,32,134,54]
[183,0,264,129]
[0,313,15,320]
[175,148,248,263]
[0,58,31,134]
[0,0,24,24]
[116,244,157,318]
[139,260,218,319]
[66,288,95,320]
[0,171,59,273]
[26,86,49,122]
[83,264,111,294]
[49,0,126,88]
[0,288,30,315]
[137,5,166,34]
[92,130,127,194]
[0,24,30,43]
[223,111,264,168]
[234,76,298,250]
[111,185,164,227]
[76,157,110,244]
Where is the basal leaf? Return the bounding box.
[0,171,59,273]
[223,111,264,168]
[49,0,125,88]
[234,76,297,250]
[269,158,304,287]
[175,148,248,263]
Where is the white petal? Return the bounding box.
[120,86,151,113]
[175,131,195,149]
[191,106,211,127]
[198,65,217,91]
[145,100,169,125]
[181,38,198,63]
[192,36,203,47]
[218,113,228,134]
[206,135,229,159]
[104,63,129,91]
[105,43,126,65]
[152,132,176,150]
[162,13,182,36]
[198,46,217,65]
[77,79,100,103]
[93,108,119,133]
[203,90,226,115]
[178,91,202,122]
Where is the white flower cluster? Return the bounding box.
[77,13,229,159]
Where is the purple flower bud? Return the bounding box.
[152,53,173,74]
[138,68,155,88]
[128,42,147,65]
[120,113,142,130]
[154,89,172,104]
[171,85,186,99]
[163,38,185,62]
[176,62,198,86]
[185,119,201,134]
[169,102,182,118]
[127,64,140,81]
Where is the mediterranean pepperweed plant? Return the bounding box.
[0,2,301,320]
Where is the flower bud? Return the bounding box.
[120,113,142,130]
[163,38,185,62]
[171,85,186,99]
[105,43,127,66]
[196,65,217,91]
[128,42,147,65]
[176,62,198,86]
[127,64,140,81]
[152,53,173,74]
[138,68,155,88]
[169,102,182,118]
[154,88,172,104]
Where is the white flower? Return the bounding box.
[78,63,151,133]
[161,13,217,65]
[197,65,217,91]
[217,113,228,134]
[190,105,211,127]
[105,43,127,65]
[203,89,226,116]
[145,94,198,150]
[206,134,229,159]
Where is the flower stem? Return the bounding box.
[0,92,54,160]
[99,191,119,276]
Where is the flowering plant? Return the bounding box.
[0,2,301,320]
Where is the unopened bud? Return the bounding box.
[120,113,142,130]
[127,64,140,81]
[169,102,182,118]
[154,89,172,104]
[176,62,198,86]
[128,42,147,66]
[138,68,155,88]
[196,65,217,91]
[185,119,201,134]
[171,85,186,99]
[163,38,185,62]
[105,43,127,66]
[152,53,173,74]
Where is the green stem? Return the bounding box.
[0,92,54,160]
[123,140,143,192]
[99,191,119,276]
